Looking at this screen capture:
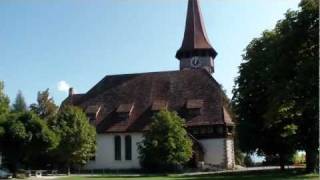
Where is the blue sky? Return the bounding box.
[0,0,300,106]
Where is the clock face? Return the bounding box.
[191,57,201,68]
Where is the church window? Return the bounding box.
[125,135,132,160]
[114,136,121,160]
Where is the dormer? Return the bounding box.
[151,100,167,112]
[186,99,203,117]
[85,105,101,124]
[116,103,134,120]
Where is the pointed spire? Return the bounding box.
[176,0,217,60]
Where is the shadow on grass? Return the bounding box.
[175,169,318,180]
[80,169,318,180]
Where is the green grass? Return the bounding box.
[58,170,319,180]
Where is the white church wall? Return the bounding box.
[199,138,225,166]
[84,133,143,170]
[85,134,234,170]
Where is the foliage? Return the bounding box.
[0,81,10,116]
[292,152,306,165]
[243,154,254,167]
[12,90,27,112]
[53,106,96,168]
[30,89,58,121]
[138,110,193,172]
[263,155,281,166]
[235,149,245,166]
[221,86,244,166]
[0,111,58,172]
[232,0,318,172]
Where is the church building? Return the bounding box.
[63,0,235,170]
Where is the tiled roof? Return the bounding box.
[186,99,204,109]
[151,100,167,111]
[63,69,233,133]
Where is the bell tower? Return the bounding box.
[176,0,217,74]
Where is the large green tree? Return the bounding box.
[0,112,58,172]
[30,89,58,121]
[12,90,27,112]
[0,81,10,116]
[53,106,96,172]
[232,0,318,172]
[138,110,193,172]
[0,81,10,140]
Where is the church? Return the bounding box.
[63,0,235,170]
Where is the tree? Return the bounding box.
[53,106,96,172]
[221,86,244,166]
[232,0,318,172]
[12,91,27,112]
[138,110,193,172]
[0,81,10,143]
[30,89,58,121]
[243,154,254,167]
[0,81,10,116]
[0,112,58,172]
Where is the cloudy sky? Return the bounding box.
[0,0,300,106]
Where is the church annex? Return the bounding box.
[63,0,235,170]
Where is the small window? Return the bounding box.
[117,103,134,119]
[85,105,101,123]
[186,99,203,117]
[208,127,214,133]
[125,135,132,160]
[114,136,121,160]
[200,128,207,134]
[216,126,224,135]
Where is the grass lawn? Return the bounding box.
[59,170,319,180]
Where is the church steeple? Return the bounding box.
[176,0,217,74]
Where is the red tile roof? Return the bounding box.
[62,69,233,133]
[186,99,204,109]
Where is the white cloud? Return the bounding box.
[57,80,71,93]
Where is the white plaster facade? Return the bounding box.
[85,133,143,170]
[84,134,235,170]
[198,138,225,166]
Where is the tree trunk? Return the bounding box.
[305,148,318,173]
[67,166,70,176]
[279,154,285,171]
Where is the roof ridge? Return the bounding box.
[103,70,180,78]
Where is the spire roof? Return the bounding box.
[176,0,217,59]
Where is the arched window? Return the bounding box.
[125,135,132,160]
[114,136,121,160]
